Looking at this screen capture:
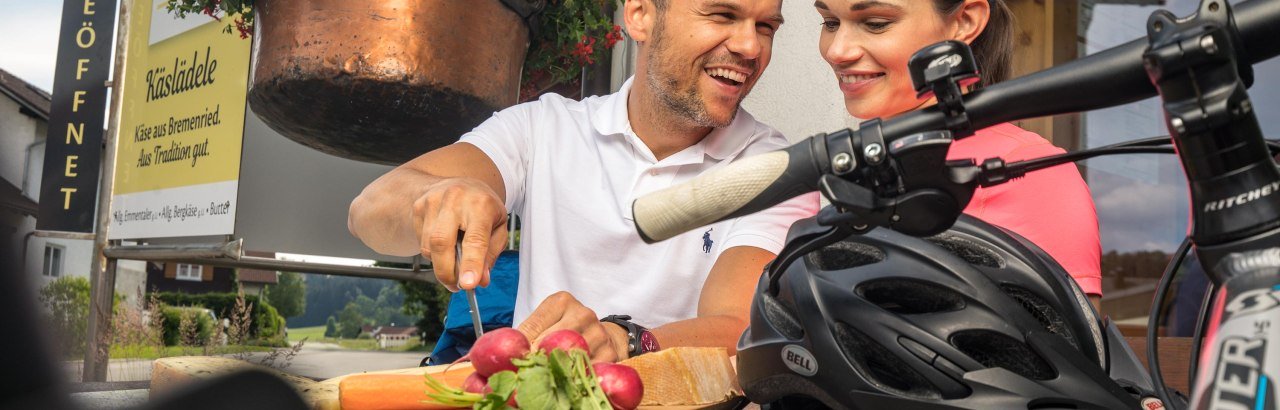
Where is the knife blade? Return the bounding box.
[457,232,483,339]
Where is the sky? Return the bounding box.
[0,1,65,92]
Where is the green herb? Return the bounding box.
[423,349,615,409]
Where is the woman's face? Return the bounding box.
[816,0,959,119]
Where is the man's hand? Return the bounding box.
[518,292,631,363]
[413,177,509,292]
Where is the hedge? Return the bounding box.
[154,292,286,346]
[159,306,216,346]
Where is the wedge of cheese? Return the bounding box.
[150,356,338,409]
[619,347,741,406]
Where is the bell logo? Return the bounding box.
[782,345,818,376]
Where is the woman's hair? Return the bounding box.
[934,0,1015,86]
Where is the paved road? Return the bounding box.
[64,342,429,382]
[274,341,426,380]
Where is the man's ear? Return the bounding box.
[623,0,657,43]
[950,0,990,45]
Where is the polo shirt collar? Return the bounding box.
[591,77,755,165]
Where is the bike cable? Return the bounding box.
[1149,236,1194,410]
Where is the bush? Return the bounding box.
[38,277,121,358]
[254,303,288,347]
[159,306,215,346]
[324,316,338,338]
[153,291,286,345]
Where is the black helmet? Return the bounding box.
[738,213,1158,409]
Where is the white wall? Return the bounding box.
[741,2,859,142]
[2,81,147,308]
[23,235,147,308]
[0,96,42,189]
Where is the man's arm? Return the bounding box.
[347,142,509,291]
[517,246,772,362]
[650,246,771,352]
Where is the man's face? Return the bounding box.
[644,0,784,128]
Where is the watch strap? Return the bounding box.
[600,314,658,357]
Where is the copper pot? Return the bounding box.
[248,0,530,164]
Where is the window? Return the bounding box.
[42,245,63,277]
[1076,0,1280,332]
[176,264,203,281]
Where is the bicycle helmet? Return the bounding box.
[737,213,1153,409]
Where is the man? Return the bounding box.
[347,0,817,362]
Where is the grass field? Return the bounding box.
[109,344,273,360]
[288,326,432,352]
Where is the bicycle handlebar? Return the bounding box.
[633,0,1280,243]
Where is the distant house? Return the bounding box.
[373,326,419,349]
[237,251,279,297]
[146,262,237,294]
[145,259,280,298]
[0,68,145,304]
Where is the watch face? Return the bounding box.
[639,330,660,353]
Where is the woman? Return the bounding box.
[815,0,1103,300]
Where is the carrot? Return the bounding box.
[338,370,475,410]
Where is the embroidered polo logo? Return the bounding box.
[702,228,714,254]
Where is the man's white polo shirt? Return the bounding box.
[460,79,818,328]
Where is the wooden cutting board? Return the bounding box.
[150,356,742,409]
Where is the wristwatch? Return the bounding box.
[601,315,660,357]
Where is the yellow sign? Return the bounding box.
[110,0,250,239]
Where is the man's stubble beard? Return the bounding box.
[644,17,740,129]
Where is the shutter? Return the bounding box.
[202,265,214,281]
[165,263,176,279]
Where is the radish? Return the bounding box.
[592,363,644,410]
[462,372,489,394]
[537,329,591,355]
[469,328,531,377]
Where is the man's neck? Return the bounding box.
[626,81,714,161]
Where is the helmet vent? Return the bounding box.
[760,293,804,340]
[999,284,1079,351]
[926,234,1004,268]
[833,322,941,399]
[808,241,884,271]
[856,279,966,314]
[950,330,1056,380]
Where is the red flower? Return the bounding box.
[234,17,252,39]
[201,0,222,21]
[571,35,597,65]
[604,25,623,48]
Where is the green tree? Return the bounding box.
[337,302,366,339]
[263,271,306,318]
[398,280,451,343]
[372,261,451,341]
[324,315,338,338]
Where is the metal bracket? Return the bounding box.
[103,239,436,283]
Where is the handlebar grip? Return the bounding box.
[632,140,823,243]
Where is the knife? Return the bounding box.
[457,232,484,339]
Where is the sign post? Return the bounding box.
[83,1,129,382]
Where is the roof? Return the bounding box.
[0,67,51,120]
[372,326,419,337]
[0,178,37,217]
[237,251,279,284]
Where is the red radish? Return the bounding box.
[469,328,531,376]
[462,372,489,394]
[592,363,644,410]
[537,329,591,355]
